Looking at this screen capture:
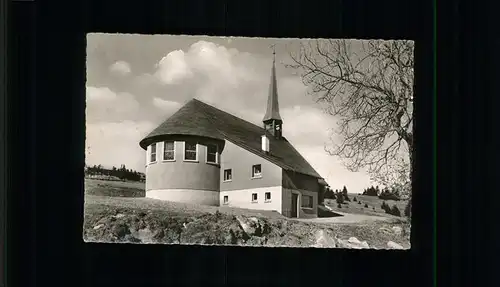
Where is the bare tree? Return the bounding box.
[287,39,414,195]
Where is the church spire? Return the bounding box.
[263,45,283,139]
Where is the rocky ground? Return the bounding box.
[83,195,411,249]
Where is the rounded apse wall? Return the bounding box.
[144,136,224,206]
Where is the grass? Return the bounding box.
[324,194,409,218]
[83,179,410,248]
[85,178,145,197]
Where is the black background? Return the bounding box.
[5,0,495,286]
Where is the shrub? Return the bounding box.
[353,197,357,202]
[358,201,362,205]
[324,188,335,200]
[336,192,344,204]
[337,203,342,208]
[378,189,401,201]
[372,207,375,211]
[362,186,379,196]
[390,205,401,217]
[381,201,389,211]
[342,186,350,201]
[364,203,369,208]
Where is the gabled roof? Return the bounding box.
[139,99,323,179]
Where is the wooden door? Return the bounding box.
[291,193,298,218]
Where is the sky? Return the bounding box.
[85,34,378,193]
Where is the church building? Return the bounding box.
[139,51,328,218]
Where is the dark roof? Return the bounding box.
[263,56,282,122]
[140,99,323,179]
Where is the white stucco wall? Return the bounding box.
[146,189,220,206]
[220,186,282,213]
[220,140,282,191]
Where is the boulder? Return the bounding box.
[387,241,404,249]
[112,223,131,238]
[93,224,104,230]
[235,216,269,237]
[136,228,154,243]
[313,230,336,248]
[236,215,257,235]
[347,237,370,249]
[392,226,402,236]
[337,237,369,249]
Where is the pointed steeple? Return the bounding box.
[263,45,283,139]
[263,47,282,122]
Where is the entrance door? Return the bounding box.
[291,193,298,218]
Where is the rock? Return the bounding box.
[136,228,154,243]
[347,237,369,249]
[235,216,268,237]
[124,234,141,243]
[313,230,336,248]
[336,238,351,249]
[236,215,256,235]
[246,236,266,246]
[337,237,369,249]
[93,224,104,230]
[387,241,404,249]
[112,223,131,238]
[115,214,125,219]
[392,226,402,236]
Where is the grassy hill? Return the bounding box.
[323,195,409,218]
[85,178,145,197]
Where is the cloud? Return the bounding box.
[109,60,131,75]
[86,86,117,101]
[152,97,182,112]
[152,41,269,113]
[280,105,334,145]
[86,37,382,189]
[155,50,193,84]
[86,86,140,122]
[86,120,155,172]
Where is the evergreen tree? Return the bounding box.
[390,205,401,217]
[342,186,350,201]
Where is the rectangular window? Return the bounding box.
[223,169,232,181]
[206,144,218,164]
[252,164,262,178]
[163,141,175,161]
[252,193,258,202]
[223,195,228,204]
[301,195,313,208]
[150,143,157,163]
[265,192,271,202]
[184,141,197,161]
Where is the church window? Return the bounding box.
[206,144,218,164]
[163,141,175,161]
[150,143,157,163]
[184,141,198,161]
